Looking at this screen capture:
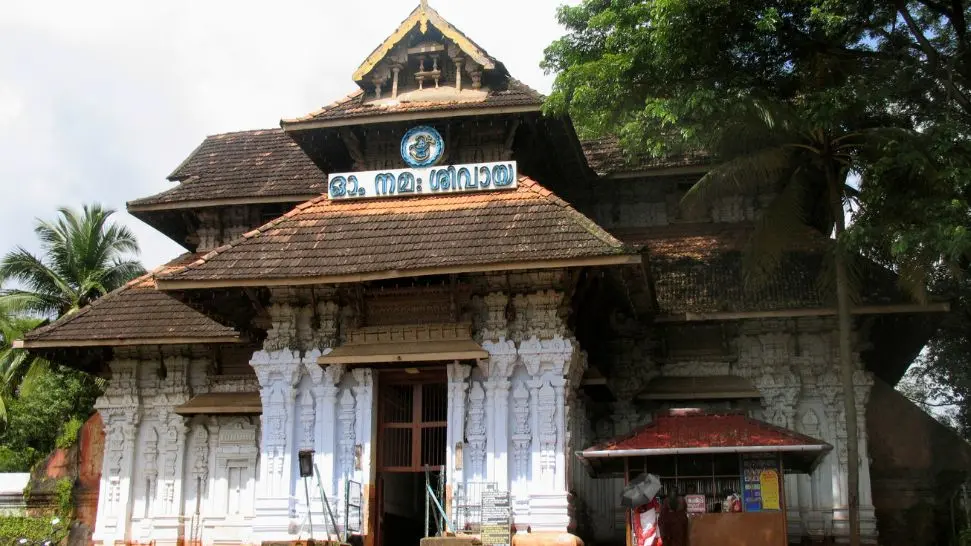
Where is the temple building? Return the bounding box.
[16,2,968,546]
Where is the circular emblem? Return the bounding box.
[401,125,444,168]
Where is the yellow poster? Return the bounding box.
[759,469,781,510]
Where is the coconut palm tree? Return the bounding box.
[681,99,916,546]
[0,296,46,422]
[0,204,145,317]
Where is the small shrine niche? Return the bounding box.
[368,34,485,101]
[354,2,496,102]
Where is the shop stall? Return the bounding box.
[577,409,832,546]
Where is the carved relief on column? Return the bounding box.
[478,292,510,341]
[338,389,357,478]
[263,293,298,352]
[511,383,531,479]
[523,290,565,339]
[481,338,516,487]
[537,382,557,485]
[143,427,160,516]
[466,382,487,481]
[509,294,528,343]
[299,391,315,450]
[446,361,471,494]
[350,368,373,486]
[251,349,302,499]
[312,301,340,351]
[191,426,210,497]
[94,358,141,539]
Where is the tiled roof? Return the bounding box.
[127,129,324,209]
[21,254,239,347]
[618,223,905,316]
[580,136,712,176]
[156,177,637,287]
[584,409,830,452]
[282,79,543,126]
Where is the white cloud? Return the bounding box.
[0,0,572,269]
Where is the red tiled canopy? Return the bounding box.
[579,409,831,476]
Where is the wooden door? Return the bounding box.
[377,369,448,472]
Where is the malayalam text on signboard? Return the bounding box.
[480,489,511,546]
[327,161,518,200]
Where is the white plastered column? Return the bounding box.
[92,358,141,546]
[351,368,375,536]
[251,349,303,541]
[446,361,471,519]
[481,338,517,488]
[518,335,577,533]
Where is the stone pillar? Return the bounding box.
[446,361,471,517]
[466,382,487,483]
[185,424,210,544]
[518,334,576,533]
[151,356,191,544]
[251,349,303,541]
[311,359,344,497]
[853,370,877,543]
[351,368,374,535]
[481,338,517,487]
[92,358,141,546]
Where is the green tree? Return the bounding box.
[0,204,143,470]
[543,3,927,544]
[0,297,45,423]
[0,204,144,317]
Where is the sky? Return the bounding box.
[0,0,572,271]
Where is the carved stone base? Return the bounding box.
[528,492,571,533]
[511,531,583,546]
[253,497,297,543]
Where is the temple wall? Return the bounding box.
[573,317,878,545]
[90,288,880,546]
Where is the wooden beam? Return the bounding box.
[655,302,951,323]
[16,335,241,349]
[128,195,318,213]
[281,104,541,131]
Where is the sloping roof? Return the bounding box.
[19,254,239,348]
[127,129,324,210]
[580,136,712,177]
[617,223,911,317]
[282,79,543,128]
[579,409,832,475]
[155,177,639,288]
[584,410,830,453]
[352,1,497,83]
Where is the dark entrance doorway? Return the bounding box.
[375,368,447,546]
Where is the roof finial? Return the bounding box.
[419,0,429,33]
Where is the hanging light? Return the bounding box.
[298,449,315,478]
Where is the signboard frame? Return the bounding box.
[479,488,512,546]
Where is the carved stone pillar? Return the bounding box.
[481,338,516,487]
[186,424,210,542]
[466,382,487,482]
[92,358,141,546]
[517,333,575,533]
[351,368,374,535]
[251,349,302,541]
[446,361,471,516]
[306,357,344,505]
[853,370,877,542]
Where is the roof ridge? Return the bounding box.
[205,127,283,139]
